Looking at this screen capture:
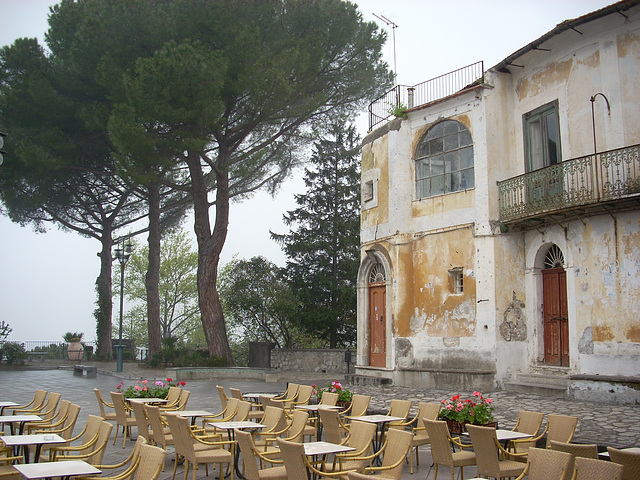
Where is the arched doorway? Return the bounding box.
[542,245,569,366]
[368,263,387,368]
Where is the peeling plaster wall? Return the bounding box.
[358,6,640,391]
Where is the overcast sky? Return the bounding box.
[0,0,609,342]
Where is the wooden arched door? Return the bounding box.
[368,263,387,368]
[542,246,569,366]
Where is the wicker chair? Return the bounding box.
[7,390,48,415]
[549,440,598,474]
[339,428,413,479]
[165,412,234,480]
[15,392,60,423]
[386,399,412,430]
[52,419,113,465]
[607,447,640,480]
[508,410,544,451]
[25,399,71,433]
[94,388,117,421]
[273,383,299,401]
[204,397,240,428]
[134,444,167,480]
[261,410,309,456]
[328,420,377,474]
[217,385,230,409]
[146,405,174,455]
[408,402,441,473]
[35,402,81,441]
[75,436,147,480]
[319,408,349,444]
[47,414,103,462]
[158,387,183,410]
[466,424,527,479]
[512,413,578,456]
[251,406,287,451]
[110,392,137,448]
[130,401,151,442]
[342,394,371,422]
[572,456,624,480]
[229,387,263,420]
[514,447,572,480]
[235,429,287,480]
[172,390,190,411]
[423,419,476,480]
[319,392,340,406]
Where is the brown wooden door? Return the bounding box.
[368,283,386,368]
[543,268,569,366]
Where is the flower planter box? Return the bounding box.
[446,419,498,434]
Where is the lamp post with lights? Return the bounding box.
[113,237,133,372]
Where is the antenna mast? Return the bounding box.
[373,13,398,84]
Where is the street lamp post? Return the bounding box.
[114,237,133,372]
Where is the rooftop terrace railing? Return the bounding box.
[498,144,640,223]
[368,61,484,131]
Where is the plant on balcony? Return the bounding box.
[388,102,408,118]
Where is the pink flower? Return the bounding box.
[155,381,164,386]
[473,391,481,397]
[486,398,493,403]
[445,404,453,410]
[134,385,140,391]
[142,380,148,385]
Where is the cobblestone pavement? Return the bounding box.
[2,361,639,479]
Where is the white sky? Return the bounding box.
[0,0,609,342]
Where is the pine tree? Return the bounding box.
[272,120,361,347]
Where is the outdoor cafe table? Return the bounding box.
[1,433,65,463]
[242,393,279,403]
[0,402,18,416]
[13,459,101,479]
[461,428,534,450]
[350,414,404,464]
[177,410,214,425]
[302,441,356,480]
[599,446,640,457]
[207,421,266,478]
[127,397,168,405]
[0,415,41,435]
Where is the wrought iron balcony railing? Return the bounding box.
[498,144,640,223]
[368,61,485,131]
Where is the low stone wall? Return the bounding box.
[270,348,353,374]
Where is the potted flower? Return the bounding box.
[312,381,354,408]
[116,378,187,399]
[437,391,496,433]
[63,332,84,361]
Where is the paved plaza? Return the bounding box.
[1,362,639,479]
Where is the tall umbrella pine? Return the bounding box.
[41,0,393,362]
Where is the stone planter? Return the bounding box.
[67,341,84,361]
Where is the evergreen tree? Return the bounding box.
[271,120,361,347]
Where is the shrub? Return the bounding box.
[0,342,27,365]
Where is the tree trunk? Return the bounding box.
[95,232,113,360]
[187,151,233,363]
[146,181,163,356]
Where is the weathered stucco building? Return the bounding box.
[356,0,640,402]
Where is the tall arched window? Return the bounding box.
[415,120,474,199]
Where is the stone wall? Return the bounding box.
[270,348,354,374]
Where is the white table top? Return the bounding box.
[243,393,279,399]
[1,433,65,446]
[462,429,533,442]
[0,415,41,423]
[296,405,342,411]
[0,402,18,408]
[208,421,266,430]
[599,446,640,457]
[177,410,214,418]
[14,460,101,479]
[351,415,405,423]
[303,441,356,456]
[127,397,168,404]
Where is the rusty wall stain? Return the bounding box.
[625,324,640,343]
[617,30,640,58]
[361,136,389,228]
[516,58,573,101]
[402,227,476,338]
[593,324,615,342]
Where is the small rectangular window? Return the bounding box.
[448,267,464,294]
[363,180,374,202]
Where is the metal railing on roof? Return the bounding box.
[368,61,485,131]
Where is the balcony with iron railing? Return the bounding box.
[368,61,485,131]
[498,144,640,229]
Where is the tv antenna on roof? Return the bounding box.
[373,13,398,84]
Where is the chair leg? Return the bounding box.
[113,424,119,445]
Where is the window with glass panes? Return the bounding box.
[415,120,474,199]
